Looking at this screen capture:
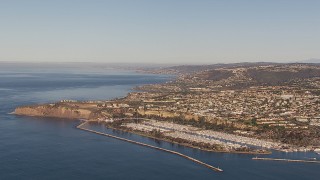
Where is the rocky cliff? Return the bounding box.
[14,104,94,120]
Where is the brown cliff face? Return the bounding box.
[14,104,94,120]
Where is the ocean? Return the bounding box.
[0,65,319,180]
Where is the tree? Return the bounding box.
[150,129,163,138]
[199,116,206,127]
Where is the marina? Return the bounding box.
[120,119,308,152]
[77,121,223,172]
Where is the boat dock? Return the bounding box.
[252,157,320,164]
[77,121,223,172]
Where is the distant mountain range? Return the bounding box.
[296,58,320,63]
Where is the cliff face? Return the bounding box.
[14,105,94,120]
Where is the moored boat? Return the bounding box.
[314,148,320,154]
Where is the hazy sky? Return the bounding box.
[0,0,319,64]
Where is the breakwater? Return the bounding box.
[252,157,320,164]
[77,121,223,172]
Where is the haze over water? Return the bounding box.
[0,65,319,180]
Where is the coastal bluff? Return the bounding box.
[14,103,96,119]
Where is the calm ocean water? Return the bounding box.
[0,65,319,180]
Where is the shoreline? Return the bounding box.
[101,122,272,155]
[12,108,312,155]
[77,121,223,172]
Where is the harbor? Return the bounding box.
[107,118,308,153]
[77,121,223,172]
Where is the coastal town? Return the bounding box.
[14,63,320,154]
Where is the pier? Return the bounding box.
[252,157,320,164]
[77,121,223,172]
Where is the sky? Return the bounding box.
[0,0,319,64]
